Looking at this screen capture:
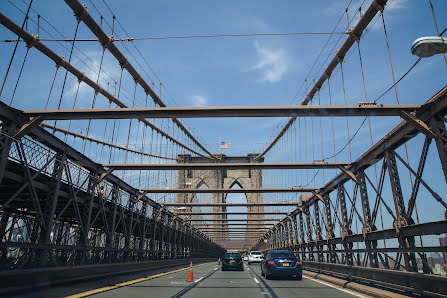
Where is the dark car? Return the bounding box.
[222,251,243,271]
[261,250,302,280]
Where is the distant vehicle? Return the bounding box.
[261,250,302,280]
[222,251,243,271]
[247,251,263,264]
[243,254,248,261]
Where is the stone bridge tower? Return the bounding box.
[176,154,264,237]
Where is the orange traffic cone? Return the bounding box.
[218,258,221,265]
[187,261,194,282]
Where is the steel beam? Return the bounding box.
[198,228,270,230]
[0,14,209,159]
[192,223,274,226]
[141,188,316,193]
[255,0,388,159]
[23,105,422,120]
[163,202,299,207]
[104,162,349,171]
[176,212,287,215]
[63,0,217,160]
[184,219,280,221]
[42,123,177,161]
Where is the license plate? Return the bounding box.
[283,263,289,266]
[230,260,235,263]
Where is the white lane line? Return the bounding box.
[214,267,218,270]
[253,277,260,284]
[303,276,367,298]
[196,277,204,283]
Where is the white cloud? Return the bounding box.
[190,95,208,106]
[251,42,289,83]
[386,0,408,11]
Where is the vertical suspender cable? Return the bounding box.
[0,0,33,98]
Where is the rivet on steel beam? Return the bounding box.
[372,0,385,13]
[75,4,89,23]
[101,34,113,49]
[120,57,129,69]
[77,72,86,83]
[94,84,102,95]
[335,49,345,63]
[323,67,332,79]
[347,28,361,43]
[25,33,38,49]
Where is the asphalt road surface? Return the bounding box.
[68,262,366,298]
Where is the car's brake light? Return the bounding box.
[239,259,243,263]
[296,261,301,266]
[267,260,276,266]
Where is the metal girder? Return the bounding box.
[400,111,438,138]
[103,162,349,171]
[270,84,447,221]
[12,116,43,140]
[255,0,388,160]
[431,116,447,184]
[42,123,177,161]
[184,219,280,221]
[0,14,210,159]
[177,212,287,215]
[23,105,422,120]
[192,223,274,226]
[141,188,316,193]
[163,202,299,206]
[198,228,270,230]
[63,0,218,160]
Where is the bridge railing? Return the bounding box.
[0,106,224,270]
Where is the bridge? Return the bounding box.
[0,0,447,297]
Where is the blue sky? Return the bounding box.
[1,0,447,246]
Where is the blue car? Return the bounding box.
[261,250,302,280]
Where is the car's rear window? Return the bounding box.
[250,252,262,255]
[271,251,295,258]
[224,253,241,258]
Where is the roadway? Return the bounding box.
[68,262,365,298]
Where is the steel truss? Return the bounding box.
[251,85,447,281]
[0,105,224,270]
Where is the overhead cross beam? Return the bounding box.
[141,188,316,193]
[184,219,280,221]
[164,202,300,207]
[23,105,422,120]
[176,212,287,215]
[103,162,349,171]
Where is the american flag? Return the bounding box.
[219,141,231,149]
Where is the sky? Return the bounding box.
[1,0,447,247]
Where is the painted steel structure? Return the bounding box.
[1,0,447,295]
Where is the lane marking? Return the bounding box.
[253,277,260,284]
[66,262,208,298]
[303,276,367,298]
[196,277,204,282]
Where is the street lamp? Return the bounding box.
[411,36,447,57]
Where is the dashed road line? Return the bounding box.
[66,263,208,298]
[253,277,260,284]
